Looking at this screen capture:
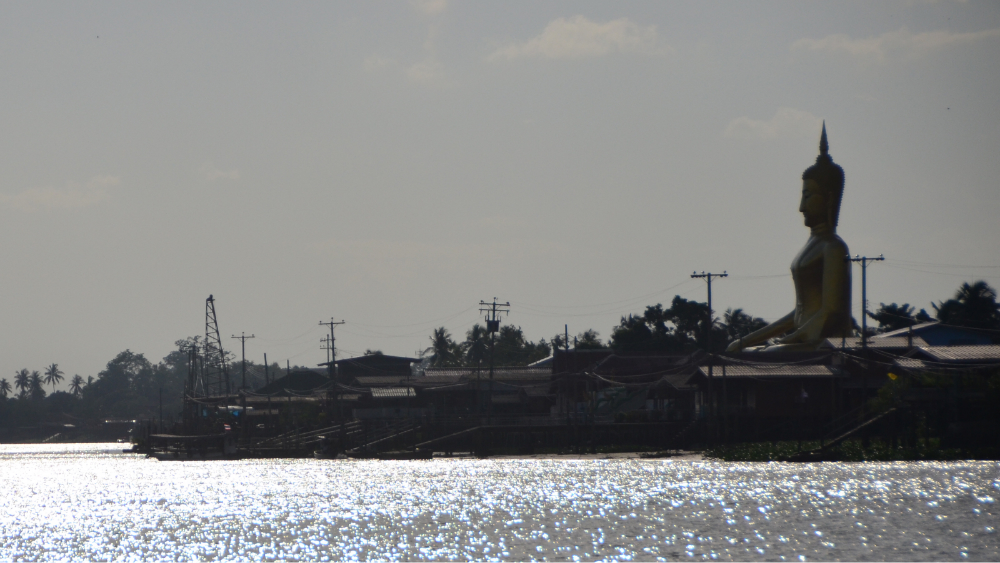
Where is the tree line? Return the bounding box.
[421,280,999,365]
[1,280,996,426]
[0,336,310,429]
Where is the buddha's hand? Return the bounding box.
[725,340,742,353]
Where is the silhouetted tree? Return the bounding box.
[870,303,926,333]
[43,363,64,393]
[575,329,603,350]
[14,369,29,399]
[69,375,84,397]
[723,308,768,341]
[551,332,569,352]
[933,281,1000,331]
[463,324,488,367]
[611,298,769,353]
[0,378,10,398]
[29,371,45,401]
[493,326,550,365]
[428,327,462,367]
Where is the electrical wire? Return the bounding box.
[887,259,1000,269]
[883,263,999,279]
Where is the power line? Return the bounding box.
[230,332,256,391]
[479,297,510,424]
[847,254,884,348]
[691,270,727,443]
[319,317,346,377]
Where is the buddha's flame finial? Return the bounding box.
[819,121,829,156]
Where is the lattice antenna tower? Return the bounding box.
[203,295,230,397]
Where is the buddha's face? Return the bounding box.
[799,179,827,228]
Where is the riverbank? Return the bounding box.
[0,427,130,445]
[469,450,705,461]
[704,438,1000,462]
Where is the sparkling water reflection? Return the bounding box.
[0,444,996,561]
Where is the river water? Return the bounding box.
[0,444,996,561]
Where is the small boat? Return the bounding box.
[146,432,239,461]
[346,449,433,460]
[313,450,348,460]
[149,449,240,461]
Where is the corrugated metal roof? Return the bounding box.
[423,367,551,381]
[876,322,939,338]
[696,364,837,378]
[893,358,927,370]
[821,336,927,349]
[336,394,363,401]
[354,376,405,386]
[410,375,464,385]
[370,387,416,399]
[915,345,1000,362]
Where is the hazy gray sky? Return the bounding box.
[2,1,998,387]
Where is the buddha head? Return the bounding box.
[799,122,845,230]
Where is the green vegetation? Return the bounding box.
[704,438,1000,462]
[425,324,553,367]
[608,298,768,353]
[0,337,312,437]
[1,280,997,438]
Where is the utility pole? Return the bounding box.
[231,333,256,391]
[321,335,333,364]
[264,353,271,435]
[231,332,254,443]
[847,254,884,348]
[847,254,883,420]
[479,298,510,425]
[691,271,727,443]
[319,318,345,379]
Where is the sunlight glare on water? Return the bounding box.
[0,444,996,561]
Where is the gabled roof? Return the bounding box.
[323,354,419,366]
[354,376,407,387]
[254,369,330,395]
[875,321,993,346]
[820,336,927,349]
[876,321,939,338]
[908,345,1000,363]
[370,387,416,399]
[657,372,698,390]
[694,364,838,379]
[893,358,927,370]
[593,353,698,376]
[409,374,464,387]
[423,366,551,381]
[527,354,554,368]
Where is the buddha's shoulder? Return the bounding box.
[821,233,849,255]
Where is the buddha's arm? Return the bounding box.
[779,242,848,344]
[725,312,795,352]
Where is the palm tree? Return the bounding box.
[464,324,488,367]
[428,327,460,366]
[724,308,768,341]
[29,370,45,400]
[14,369,30,399]
[0,378,11,398]
[44,363,65,393]
[69,375,85,398]
[934,281,1000,330]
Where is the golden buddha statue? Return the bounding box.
[727,123,852,352]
